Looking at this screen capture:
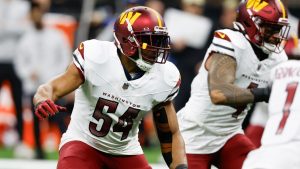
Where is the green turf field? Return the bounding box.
[0,146,162,163]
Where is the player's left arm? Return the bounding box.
[152,101,187,169]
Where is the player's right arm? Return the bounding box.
[152,101,187,169]
[33,62,84,119]
[206,52,255,106]
[207,53,271,106]
[205,53,271,106]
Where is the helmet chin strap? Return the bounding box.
[114,31,153,71]
[260,45,272,55]
[129,48,153,72]
[261,42,282,54]
[125,18,154,72]
[234,21,274,55]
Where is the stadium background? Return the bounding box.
[0,0,299,168]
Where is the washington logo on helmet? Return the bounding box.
[119,12,142,25]
[246,0,268,12]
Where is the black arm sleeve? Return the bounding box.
[153,104,173,166]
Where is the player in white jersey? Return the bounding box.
[33,6,187,169]
[245,1,300,148]
[243,59,300,169]
[177,0,290,168]
[245,102,269,147]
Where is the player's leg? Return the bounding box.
[57,141,105,169]
[104,154,151,169]
[218,134,256,169]
[4,64,24,143]
[245,125,264,147]
[186,153,214,169]
[9,70,23,143]
[245,102,268,147]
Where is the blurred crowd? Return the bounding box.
[0,0,299,160]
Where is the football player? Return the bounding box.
[33,6,187,169]
[177,0,290,168]
[243,58,300,169]
[245,1,300,148]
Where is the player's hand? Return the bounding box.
[34,99,67,120]
[250,86,271,103]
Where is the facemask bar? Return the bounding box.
[125,19,171,64]
[137,34,170,64]
[250,15,290,53]
[260,22,290,54]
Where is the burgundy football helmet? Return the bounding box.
[235,0,290,54]
[114,6,170,71]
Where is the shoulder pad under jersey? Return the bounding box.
[211,29,248,59]
[73,40,116,76]
[153,61,181,101]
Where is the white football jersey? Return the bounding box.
[177,29,287,154]
[249,102,269,127]
[59,40,180,155]
[262,60,300,145]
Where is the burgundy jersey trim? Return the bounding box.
[78,42,85,59]
[175,78,181,88]
[214,31,231,42]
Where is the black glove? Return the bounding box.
[250,86,271,103]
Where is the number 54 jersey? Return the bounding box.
[59,40,180,155]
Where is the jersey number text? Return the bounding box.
[89,98,140,140]
[276,82,298,134]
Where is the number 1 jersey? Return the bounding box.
[262,60,300,145]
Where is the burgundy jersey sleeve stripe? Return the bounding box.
[78,42,85,59]
[214,31,231,42]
